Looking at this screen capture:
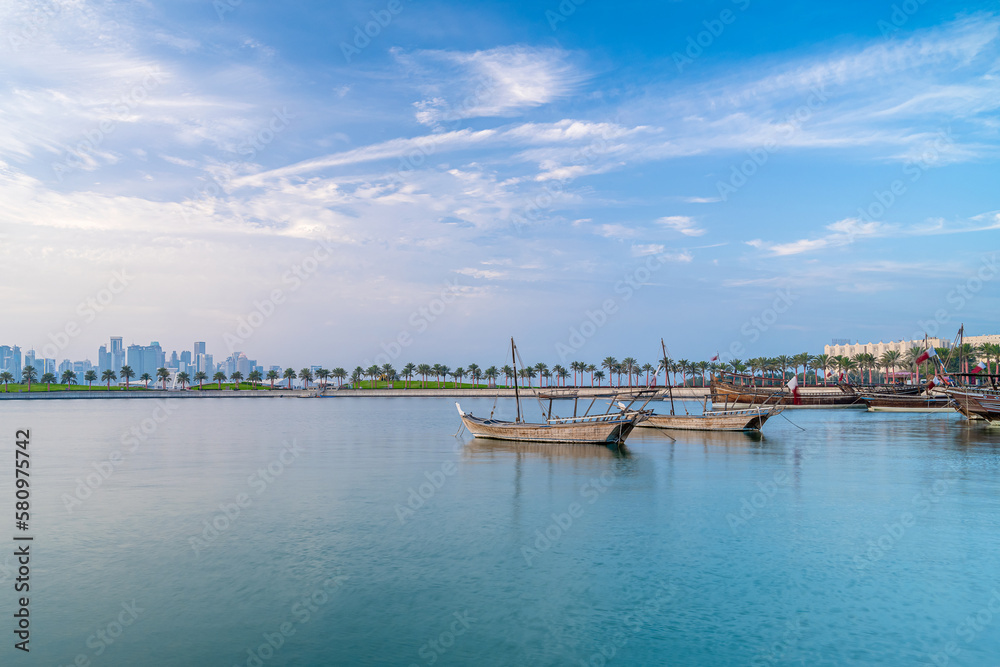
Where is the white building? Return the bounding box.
[964,334,1000,347]
[824,338,951,358]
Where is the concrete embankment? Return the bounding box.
[0,387,712,400]
[320,387,712,398]
[0,389,311,400]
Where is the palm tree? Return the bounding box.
[466,363,480,388]
[351,367,363,386]
[519,367,536,388]
[157,367,170,390]
[100,369,116,391]
[601,357,617,386]
[556,366,569,386]
[501,365,514,387]
[195,371,208,389]
[431,364,444,388]
[594,369,605,386]
[402,363,416,389]
[696,361,709,387]
[792,353,811,386]
[417,364,432,387]
[0,371,13,392]
[880,350,901,384]
[586,363,596,387]
[621,357,637,388]
[140,372,152,388]
[812,354,831,386]
[177,371,191,389]
[61,369,77,389]
[774,355,791,386]
[381,364,396,387]
[41,372,56,391]
[283,367,296,389]
[437,365,451,389]
[213,371,227,389]
[484,366,499,388]
[265,369,279,389]
[84,369,97,388]
[120,365,135,389]
[452,367,464,387]
[230,370,243,389]
[533,362,548,387]
[315,368,329,388]
[21,365,38,391]
[299,368,313,389]
[365,364,380,388]
[332,367,347,387]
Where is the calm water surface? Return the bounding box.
[3,397,1000,666]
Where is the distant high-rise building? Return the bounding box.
[127,344,146,377]
[58,359,73,374]
[197,353,213,374]
[109,337,124,374]
[0,345,21,377]
[180,350,192,364]
[98,345,110,374]
[194,341,206,357]
[169,351,179,367]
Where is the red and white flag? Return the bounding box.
[786,376,801,405]
[915,347,937,365]
[710,353,719,362]
[972,361,988,374]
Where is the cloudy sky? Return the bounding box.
[1,0,998,368]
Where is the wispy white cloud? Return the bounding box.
[657,215,705,236]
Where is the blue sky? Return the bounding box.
[1,0,998,368]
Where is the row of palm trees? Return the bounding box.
[5,343,996,393]
[0,365,329,392]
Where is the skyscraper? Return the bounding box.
[110,337,124,374]
[194,341,206,357]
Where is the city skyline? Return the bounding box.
[1,2,998,366]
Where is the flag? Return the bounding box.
[710,353,719,362]
[926,377,936,391]
[972,361,988,375]
[915,347,937,365]
[838,372,846,383]
[786,376,801,405]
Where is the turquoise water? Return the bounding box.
[3,398,1000,665]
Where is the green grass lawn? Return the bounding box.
[0,383,153,392]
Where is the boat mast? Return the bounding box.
[661,338,675,416]
[512,337,521,423]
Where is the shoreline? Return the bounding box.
[0,387,721,400]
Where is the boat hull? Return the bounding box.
[947,390,1000,423]
[459,413,637,444]
[637,409,775,432]
[860,395,955,413]
[709,380,862,408]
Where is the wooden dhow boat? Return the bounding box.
[710,376,865,408]
[858,393,955,413]
[456,339,646,445]
[945,388,1000,424]
[638,341,782,432]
